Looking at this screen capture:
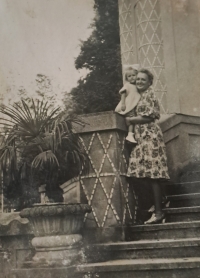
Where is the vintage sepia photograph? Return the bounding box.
[0,0,200,277]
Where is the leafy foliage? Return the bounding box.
[0,99,88,209]
[17,74,62,109]
[70,0,123,113]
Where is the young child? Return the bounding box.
[115,65,140,143]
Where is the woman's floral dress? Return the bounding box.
[127,87,170,180]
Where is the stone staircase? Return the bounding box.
[76,180,200,277]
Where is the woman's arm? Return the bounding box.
[126,116,154,125]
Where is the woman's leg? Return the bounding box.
[145,179,164,224]
[151,179,162,215]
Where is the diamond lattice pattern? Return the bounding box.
[118,0,135,65]
[135,0,168,113]
[80,132,137,228]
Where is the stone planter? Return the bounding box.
[20,203,91,267]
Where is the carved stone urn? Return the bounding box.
[20,203,91,267]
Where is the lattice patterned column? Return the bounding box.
[118,0,168,113]
[118,0,137,66]
[135,0,168,113]
[77,112,138,241]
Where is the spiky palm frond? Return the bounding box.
[0,144,17,180]
[32,150,59,170]
[0,99,60,141]
[63,133,89,175]
[0,98,88,188]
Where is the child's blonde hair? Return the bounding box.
[124,67,138,81]
[123,64,140,82]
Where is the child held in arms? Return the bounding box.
[115,64,140,143]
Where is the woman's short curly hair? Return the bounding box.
[138,68,154,85]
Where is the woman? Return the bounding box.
[126,68,170,224]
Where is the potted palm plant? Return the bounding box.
[0,99,91,266]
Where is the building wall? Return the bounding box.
[160,0,200,116]
[118,0,200,116]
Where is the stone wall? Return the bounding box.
[0,112,200,277]
[160,113,200,181]
[0,213,33,278]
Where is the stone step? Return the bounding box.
[139,205,200,225]
[125,220,200,241]
[164,206,200,222]
[12,267,76,278]
[180,171,200,183]
[76,257,200,278]
[166,193,200,207]
[165,180,200,195]
[86,238,200,262]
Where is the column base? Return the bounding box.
[23,234,84,268]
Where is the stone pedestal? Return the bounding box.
[76,111,138,242]
[30,234,83,267]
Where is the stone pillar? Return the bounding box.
[118,0,138,66]
[118,0,168,114]
[118,0,200,116]
[77,112,138,242]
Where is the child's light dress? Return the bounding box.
[115,83,140,116]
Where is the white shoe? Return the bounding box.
[144,213,165,224]
[126,132,137,144]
